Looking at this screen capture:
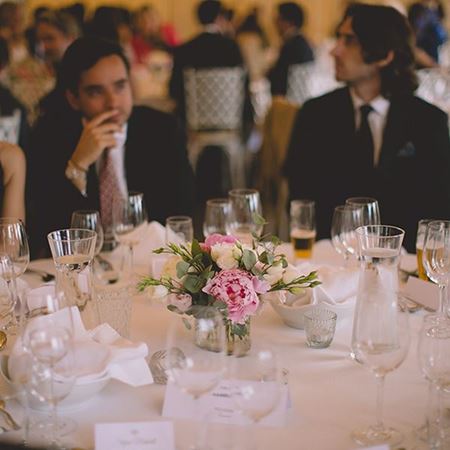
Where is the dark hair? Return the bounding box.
[59,36,130,94]
[197,0,222,25]
[36,10,80,38]
[278,2,304,29]
[344,3,418,97]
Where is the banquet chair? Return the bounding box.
[183,67,246,189]
[0,109,21,145]
[255,97,299,240]
[286,62,341,105]
[416,68,450,120]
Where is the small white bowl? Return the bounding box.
[0,356,110,411]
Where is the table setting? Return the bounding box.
[0,190,447,450]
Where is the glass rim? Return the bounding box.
[71,210,100,217]
[228,188,259,197]
[426,220,450,230]
[345,197,378,205]
[47,228,97,242]
[356,224,405,238]
[291,199,315,207]
[206,198,230,205]
[165,215,192,224]
[303,307,337,321]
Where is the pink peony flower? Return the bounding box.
[203,234,238,251]
[167,293,192,313]
[202,269,269,324]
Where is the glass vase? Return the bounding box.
[195,316,251,356]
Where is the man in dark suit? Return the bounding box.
[267,2,314,96]
[27,37,195,258]
[284,3,450,252]
[169,0,244,120]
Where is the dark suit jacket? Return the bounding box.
[26,105,195,258]
[169,31,245,120]
[284,87,450,252]
[268,33,314,96]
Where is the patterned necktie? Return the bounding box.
[356,104,374,171]
[99,149,123,231]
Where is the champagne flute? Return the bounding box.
[331,205,362,264]
[345,197,381,226]
[203,198,230,238]
[351,300,410,446]
[0,218,29,331]
[422,220,450,316]
[230,346,281,450]
[166,308,227,450]
[227,189,263,244]
[112,192,147,275]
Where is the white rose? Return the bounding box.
[145,285,168,299]
[283,264,300,284]
[161,255,182,279]
[263,264,284,285]
[211,243,239,270]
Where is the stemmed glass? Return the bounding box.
[0,218,29,331]
[165,308,227,450]
[112,191,147,275]
[22,290,76,449]
[0,253,17,348]
[166,216,193,244]
[226,189,263,244]
[331,205,363,264]
[422,220,450,316]
[47,229,97,329]
[70,210,104,256]
[230,346,281,450]
[203,198,230,238]
[345,197,381,226]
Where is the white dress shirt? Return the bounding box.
[350,89,390,166]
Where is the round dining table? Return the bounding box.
[2,239,428,450]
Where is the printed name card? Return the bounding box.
[162,379,291,427]
[95,421,175,450]
[404,276,439,311]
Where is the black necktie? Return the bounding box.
[356,104,374,171]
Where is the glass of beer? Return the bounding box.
[290,199,316,260]
[416,219,434,281]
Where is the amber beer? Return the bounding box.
[416,245,428,281]
[291,228,316,259]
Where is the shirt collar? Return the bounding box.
[349,88,390,117]
[203,24,221,34]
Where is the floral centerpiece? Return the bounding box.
[138,224,319,355]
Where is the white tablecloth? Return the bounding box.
[3,239,427,450]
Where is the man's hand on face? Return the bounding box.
[70,110,122,170]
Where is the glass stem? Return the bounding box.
[6,277,18,328]
[375,374,386,431]
[428,381,441,448]
[50,369,58,447]
[438,282,448,316]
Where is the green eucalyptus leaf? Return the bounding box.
[191,239,202,257]
[182,317,192,330]
[176,260,190,278]
[183,275,204,293]
[242,249,257,270]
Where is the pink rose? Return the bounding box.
[167,293,192,313]
[203,234,238,251]
[202,269,269,324]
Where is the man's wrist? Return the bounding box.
[65,159,87,196]
[69,158,88,172]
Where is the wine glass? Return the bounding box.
[112,192,147,275]
[165,216,194,244]
[203,198,230,238]
[331,205,363,264]
[227,189,263,244]
[0,218,29,331]
[345,197,381,226]
[47,229,97,329]
[70,210,104,256]
[0,253,16,348]
[165,308,227,450]
[422,220,450,316]
[417,314,450,448]
[22,289,76,448]
[289,199,316,260]
[351,299,410,446]
[230,346,281,449]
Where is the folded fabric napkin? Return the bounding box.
[296,262,359,306]
[9,303,153,388]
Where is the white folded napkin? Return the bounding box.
[296,262,359,306]
[9,305,153,387]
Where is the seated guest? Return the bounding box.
[0,141,25,221]
[169,0,244,120]
[284,3,450,252]
[27,37,195,258]
[267,2,314,96]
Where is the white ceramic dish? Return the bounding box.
[270,291,354,330]
[0,356,110,411]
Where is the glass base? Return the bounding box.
[352,425,403,447]
[35,416,76,438]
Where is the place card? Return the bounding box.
[162,379,290,427]
[95,421,175,450]
[403,276,439,311]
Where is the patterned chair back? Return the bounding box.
[184,67,245,131]
[416,68,450,118]
[286,62,341,105]
[0,109,20,144]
